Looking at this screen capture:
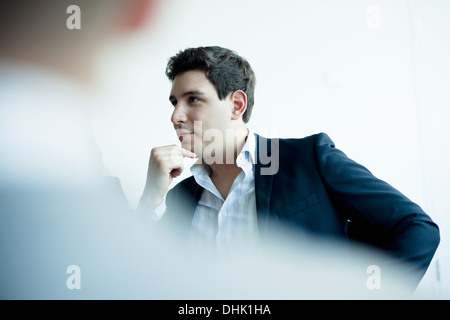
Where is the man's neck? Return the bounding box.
[209,127,248,175]
[208,127,249,199]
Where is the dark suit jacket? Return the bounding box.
[160,132,440,283]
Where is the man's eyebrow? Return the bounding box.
[169,90,205,101]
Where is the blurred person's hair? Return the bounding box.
[166,46,256,123]
[0,0,120,40]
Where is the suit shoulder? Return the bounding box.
[277,132,335,149]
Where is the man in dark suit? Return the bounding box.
[139,46,440,289]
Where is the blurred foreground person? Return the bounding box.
[0,0,193,299]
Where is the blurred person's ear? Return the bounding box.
[121,0,160,31]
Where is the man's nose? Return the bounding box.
[171,104,187,125]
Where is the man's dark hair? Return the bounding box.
[165,46,256,123]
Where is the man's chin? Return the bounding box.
[180,141,195,153]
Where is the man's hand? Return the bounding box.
[140,145,197,210]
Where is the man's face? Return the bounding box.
[169,70,233,157]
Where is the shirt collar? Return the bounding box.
[190,129,256,179]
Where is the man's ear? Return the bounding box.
[121,0,159,31]
[231,90,247,120]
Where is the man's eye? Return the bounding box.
[188,96,199,103]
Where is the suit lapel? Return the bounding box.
[163,176,202,241]
[254,134,275,239]
[182,177,203,224]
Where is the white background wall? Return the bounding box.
[90,0,450,299]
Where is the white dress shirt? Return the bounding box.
[146,131,260,255]
[188,131,259,255]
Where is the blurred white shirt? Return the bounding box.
[0,60,104,190]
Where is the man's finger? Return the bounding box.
[180,148,197,159]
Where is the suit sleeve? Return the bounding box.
[314,132,440,282]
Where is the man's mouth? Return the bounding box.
[176,129,193,142]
